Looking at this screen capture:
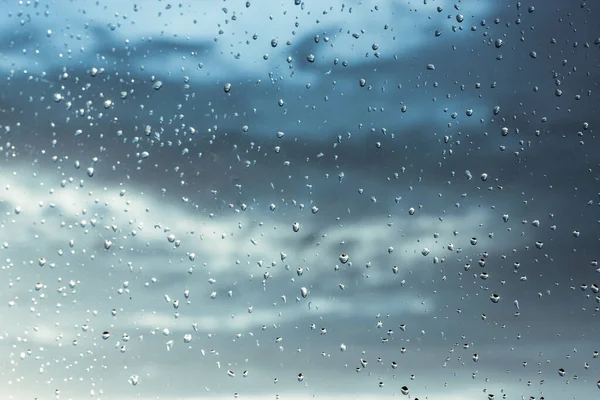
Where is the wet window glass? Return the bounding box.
[1,1,599,399]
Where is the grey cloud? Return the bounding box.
[1,0,599,399]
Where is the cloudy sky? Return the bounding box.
[0,0,599,399]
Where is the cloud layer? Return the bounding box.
[1,0,600,399]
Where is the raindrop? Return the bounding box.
[292,222,300,232]
[300,287,308,298]
[339,253,349,263]
[129,375,140,386]
[224,83,232,93]
[490,293,500,303]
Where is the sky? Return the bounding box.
[0,0,599,399]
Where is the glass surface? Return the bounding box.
[1,1,599,399]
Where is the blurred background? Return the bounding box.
[0,0,599,399]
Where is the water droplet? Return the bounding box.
[224,83,232,93]
[86,167,95,177]
[102,331,111,340]
[300,287,308,298]
[292,222,300,232]
[153,81,163,90]
[339,253,349,263]
[490,293,500,303]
